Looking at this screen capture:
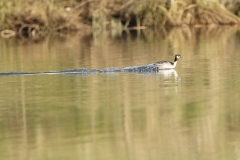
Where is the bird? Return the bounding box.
[153,54,183,70]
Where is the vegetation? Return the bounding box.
[1,0,240,37]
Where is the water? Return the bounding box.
[1,27,240,160]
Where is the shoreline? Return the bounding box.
[1,0,240,38]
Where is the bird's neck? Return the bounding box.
[173,61,177,68]
[174,57,178,62]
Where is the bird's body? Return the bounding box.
[153,54,182,70]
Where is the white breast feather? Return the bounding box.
[154,61,177,69]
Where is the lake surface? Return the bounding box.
[1,26,240,160]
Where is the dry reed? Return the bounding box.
[0,0,240,38]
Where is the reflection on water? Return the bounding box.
[1,27,240,160]
[157,69,179,80]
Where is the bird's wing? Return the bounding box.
[154,61,173,65]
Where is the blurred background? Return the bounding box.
[1,1,240,160]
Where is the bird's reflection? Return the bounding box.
[156,69,180,95]
[136,69,180,81]
[156,69,180,81]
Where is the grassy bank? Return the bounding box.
[1,0,240,37]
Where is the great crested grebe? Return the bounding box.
[153,54,183,69]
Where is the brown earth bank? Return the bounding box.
[1,0,240,38]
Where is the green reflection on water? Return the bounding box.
[1,27,240,160]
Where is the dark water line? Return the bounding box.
[0,65,162,76]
